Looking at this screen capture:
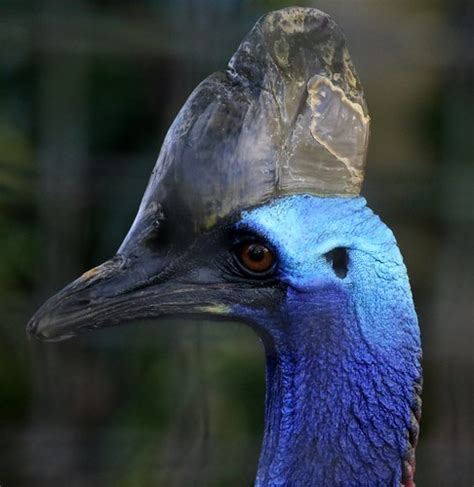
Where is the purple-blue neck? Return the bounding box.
[235,196,422,486]
[254,286,420,486]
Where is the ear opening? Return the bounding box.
[325,247,349,279]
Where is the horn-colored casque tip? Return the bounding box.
[230,7,370,197]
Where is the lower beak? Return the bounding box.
[27,253,209,342]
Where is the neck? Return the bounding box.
[254,286,420,487]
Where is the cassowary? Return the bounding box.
[28,8,422,486]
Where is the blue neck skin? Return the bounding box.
[234,196,422,487]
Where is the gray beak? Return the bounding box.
[27,252,220,342]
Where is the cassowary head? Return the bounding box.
[28,8,422,486]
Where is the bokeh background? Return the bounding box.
[1,0,473,485]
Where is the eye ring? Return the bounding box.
[236,241,276,275]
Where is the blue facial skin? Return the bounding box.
[234,195,422,487]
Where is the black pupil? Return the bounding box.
[248,244,266,261]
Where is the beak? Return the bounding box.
[27,252,220,342]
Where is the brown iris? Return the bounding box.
[239,242,275,273]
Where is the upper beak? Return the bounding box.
[27,252,212,342]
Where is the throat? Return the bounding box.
[254,307,416,486]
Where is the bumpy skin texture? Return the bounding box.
[28,194,422,486]
[234,196,422,486]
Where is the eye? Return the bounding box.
[237,241,276,274]
[325,247,349,279]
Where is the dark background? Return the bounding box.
[0,0,473,485]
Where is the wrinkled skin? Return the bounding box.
[28,195,421,486]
